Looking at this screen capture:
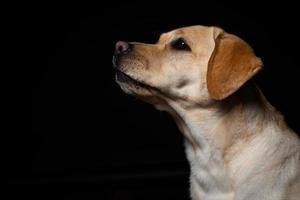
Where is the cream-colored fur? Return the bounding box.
[113,25,300,200]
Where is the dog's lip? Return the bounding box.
[115,69,161,94]
[113,56,157,90]
[115,68,149,88]
[112,56,142,85]
[115,69,133,83]
[112,55,118,69]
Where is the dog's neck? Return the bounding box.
[160,84,278,199]
[164,84,270,153]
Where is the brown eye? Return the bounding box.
[171,38,191,51]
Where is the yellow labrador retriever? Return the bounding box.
[112,25,300,200]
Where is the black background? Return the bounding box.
[11,2,300,200]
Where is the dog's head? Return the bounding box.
[113,25,263,108]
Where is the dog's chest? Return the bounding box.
[185,142,234,199]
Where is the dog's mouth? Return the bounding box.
[113,55,159,97]
[115,68,151,89]
[113,56,149,88]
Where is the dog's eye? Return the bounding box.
[171,38,191,51]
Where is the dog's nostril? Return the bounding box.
[118,45,123,53]
[115,41,131,54]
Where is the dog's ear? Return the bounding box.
[207,30,263,100]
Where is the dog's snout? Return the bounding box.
[115,41,132,54]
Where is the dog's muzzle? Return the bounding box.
[112,41,133,69]
[113,41,134,82]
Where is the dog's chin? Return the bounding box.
[115,70,153,97]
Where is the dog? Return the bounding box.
[112,25,300,200]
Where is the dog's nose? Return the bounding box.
[115,41,132,54]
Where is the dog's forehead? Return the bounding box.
[158,25,212,43]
